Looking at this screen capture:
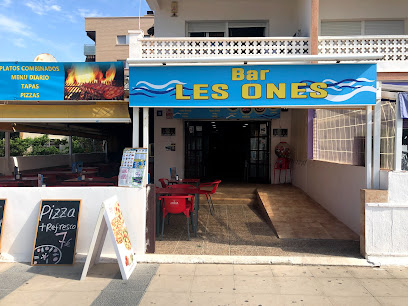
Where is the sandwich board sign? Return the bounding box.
[31,200,81,265]
[81,195,136,280]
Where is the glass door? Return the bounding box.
[248,122,270,183]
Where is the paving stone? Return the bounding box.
[234,264,273,277]
[316,278,371,297]
[270,295,332,306]
[234,275,278,294]
[275,276,322,295]
[191,275,235,293]
[189,292,236,306]
[156,264,196,276]
[195,264,234,276]
[359,278,408,297]
[385,267,408,279]
[271,265,313,277]
[329,296,381,306]
[140,292,190,306]
[308,266,353,278]
[91,290,145,306]
[147,275,193,293]
[375,296,408,306]
[347,267,394,279]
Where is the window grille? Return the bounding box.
[314,109,366,165]
[313,100,396,170]
[380,100,396,170]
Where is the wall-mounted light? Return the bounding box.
[171,1,178,17]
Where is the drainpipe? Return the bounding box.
[366,106,373,189]
[394,94,403,171]
[143,107,149,185]
[372,82,382,189]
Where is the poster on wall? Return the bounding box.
[0,200,6,253]
[31,200,81,265]
[81,195,136,281]
[118,148,148,187]
[0,62,124,101]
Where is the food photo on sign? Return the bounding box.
[105,200,136,274]
[64,62,124,100]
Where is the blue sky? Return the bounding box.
[0,0,151,62]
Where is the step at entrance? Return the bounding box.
[256,184,359,240]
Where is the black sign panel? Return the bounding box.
[0,200,5,252]
[31,200,81,265]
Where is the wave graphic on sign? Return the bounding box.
[130,80,192,98]
[300,78,376,102]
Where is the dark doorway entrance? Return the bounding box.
[185,121,270,183]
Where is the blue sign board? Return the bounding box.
[129,64,377,107]
[171,108,280,119]
[0,62,124,101]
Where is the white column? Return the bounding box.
[366,105,373,189]
[394,94,403,171]
[5,132,10,174]
[143,107,149,185]
[373,83,382,189]
[143,108,149,148]
[132,108,139,147]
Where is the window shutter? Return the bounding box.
[187,22,225,33]
[365,20,404,35]
[321,21,362,36]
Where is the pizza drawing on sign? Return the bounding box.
[110,202,134,258]
[33,245,62,265]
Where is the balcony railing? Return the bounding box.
[139,37,310,59]
[134,36,408,72]
[319,36,408,61]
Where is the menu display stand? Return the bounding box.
[81,195,136,281]
[118,148,148,188]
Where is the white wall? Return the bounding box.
[0,187,146,262]
[0,153,106,175]
[154,109,184,184]
[293,160,365,234]
[297,0,312,36]
[365,172,408,264]
[154,0,300,37]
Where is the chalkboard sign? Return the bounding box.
[0,200,6,253]
[31,200,81,265]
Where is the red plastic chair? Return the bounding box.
[158,178,168,188]
[158,195,195,240]
[273,158,291,184]
[198,180,221,215]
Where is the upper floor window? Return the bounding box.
[117,35,129,45]
[186,21,267,38]
[321,20,405,36]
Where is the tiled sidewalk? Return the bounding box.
[0,262,408,305]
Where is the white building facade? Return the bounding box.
[128,0,408,265]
